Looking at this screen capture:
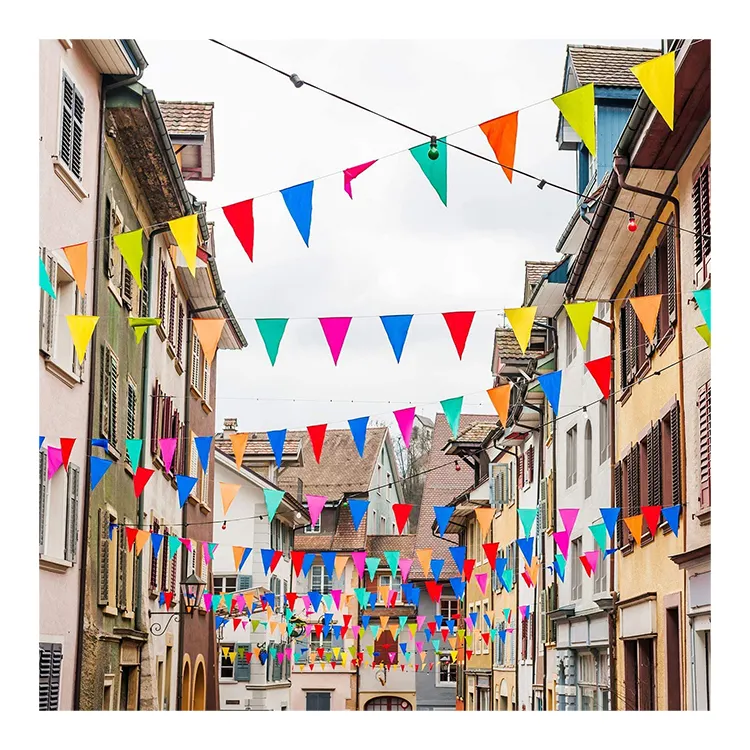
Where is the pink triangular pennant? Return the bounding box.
[399,557,413,581]
[319,317,352,365]
[475,572,488,595]
[159,437,177,474]
[553,530,570,560]
[47,446,63,479]
[393,407,416,449]
[305,495,327,527]
[584,550,598,576]
[559,508,579,533]
[351,551,367,579]
[344,160,377,198]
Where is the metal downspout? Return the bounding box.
[607,303,618,711]
[74,62,145,711]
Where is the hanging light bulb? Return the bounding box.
[221,521,227,530]
[454,460,461,472]
[627,212,638,232]
[428,136,440,161]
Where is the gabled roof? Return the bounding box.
[567,45,660,87]
[158,101,214,136]
[292,502,367,552]
[367,534,417,560]
[214,432,303,462]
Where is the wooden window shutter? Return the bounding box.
[698,381,711,509]
[158,259,167,322]
[202,354,210,401]
[39,643,63,711]
[644,256,657,349]
[614,462,624,548]
[71,86,84,180]
[150,381,159,457]
[693,163,711,283]
[670,402,682,507]
[518,452,524,492]
[647,423,662,507]
[126,380,137,442]
[117,524,127,610]
[619,307,628,390]
[666,219,678,323]
[40,251,57,356]
[103,197,112,279]
[60,74,74,172]
[168,283,176,343]
[234,644,251,681]
[177,303,184,363]
[627,446,639,519]
[160,527,169,592]
[99,345,110,439]
[98,508,110,605]
[39,450,48,553]
[139,263,149,318]
[521,617,528,660]
[109,351,119,447]
[122,265,133,309]
[191,333,201,391]
[64,463,80,562]
[528,446,534,484]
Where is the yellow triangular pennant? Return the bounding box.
[696,324,711,347]
[564,301,597,349]
[113,229,144,289]
[631,52,675,130]
[66,315,99,364]
[552,83,596,156]
[169,215,198,276]
[630,295,663,343]
[505,307,537,355]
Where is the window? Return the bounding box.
[214,576,238,594]
[39,451,48,553]
[176,303,184,365]
[380,515,386,534]
[584,421,592,499]
[624,639,655,710]
[63,464,81,563]
[202,353,210,401]
[149,519,161,592]
[571,537,583,600]
[310,565,331,594]
[490,462,512,508]
[373,630,398,666]
[98,508,117,610]
[306,692,331,711]
[378,574,403,604]
[150,379,186,475]
[566,426,577,488]
[190,332,201,392]
[599,400,610,464]
[525,445,534,486]
[39,643,63,710]
[437,649,457,684]
[220,644,235,679]
[126,379,137,442]
[593,549,607,595]
[168,283,176,345]
[304,516,321,534]
[100,345,119,448]
[565,315,577,366]
[698,381,711,509]
[578,653,596,710]
[59,72,84,181]
[116,521,135,614]
[693,161,711,285]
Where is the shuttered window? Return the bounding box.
[100,345,119,447]
[517,452,524,493]
[39,249,58,357]
[693,162,711,285]
[566,426,577,488]
[117,524,128,611]
[627,446,640,544]
[126,379,137,442]
[698,381,711,509]
[614,462,624,548]
[158,258,168,324]
[521,617,528,660]
[584,421,592,499]
[98,508,111,606]
[39,643,63,711]
[168,283,176,345]
[234,643,251,681]
[64,463,80,563]
[526,446,534,486]
[191,333,201,391]
[599,400,610,465]
[60,73,84,180]
[160,525,169,593]
[140,264,149,318]
[176,303,185,364]
[669,402,682,508]
[39,450,48,553]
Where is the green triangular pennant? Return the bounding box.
[518,508,538,538]
[365,557,380,581]
[589,523,608,553]
[255,318,289,366]
[383,551,400,577]
[263,488,285,523]
[125,439,142,471]
[410,137,448,206]
[40,258,56,298]
[693,289,711,332]
[440,396,463,439]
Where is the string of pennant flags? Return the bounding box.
[38,50,686,280]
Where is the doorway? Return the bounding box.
[192,660,206,711]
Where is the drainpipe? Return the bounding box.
[550,361,558,710]
[608,300,618,711]
[74,59,145,711]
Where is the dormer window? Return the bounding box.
[159,101,215,182]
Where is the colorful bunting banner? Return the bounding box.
[479,111,518,183]
[194,436,213,472]
[307,424,327,463]
[553,83,596,156]
[221,483,241,515]
[256,319,288,366]
[169,215,198,276]
[537,370,562,415]
[380,315,413,363]
[585,356,611,400]
[441,396,463,439]
[319,317,352,365]
[442,311,475,360]
[281,181,314,246]
[505,307,537,355]
[410,137,448,206]
[631,52,675,130]
[263,489,285,523]
[40,257,56,298]
[348,500,369,532]
[693,289,711,332]
[630,295,663,343]
[113,230,145,288]
[66,315,99,364]
[393,407,416,448]
[487,384,512,426]
[222,199,255,262]
[89,456,112,491]
[564,301,597,349]
[192,318,226,366]
[62,242,88,295]
[344,160,377,199]
[347,417,369,458]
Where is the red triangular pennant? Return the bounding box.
[307,424,327,463]
[463,559,475,582]
[133,467,156,498]
[285,592,298,609]
[442,311,475,360]
[164,592,174,609]
[60,438,76,470]
[585,356,612,400]
[483,542,499,570]
[425,581,443,603]
[580,555,594,578]
[222,198,255,262]
[291,550,305,577]
[641,506,662,536]
[392,504,413,534]
[481,632,491,645]
[269,550,283,574]
[466,650,473,660]
[125,526,138,551]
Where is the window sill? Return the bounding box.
[43,358,82,388]
[52,156,88,201]
[635,359,651,384]
[166,341,176,360]
[696,507,711,526]
[39,554,73,573]
[105,442,121,462]
[103,605,118,617]
[655,327,675,356]
[156,325,167,342]
[201,400,213,414]
[199,502,211,516]
[620,542,634,557]
[188,494,199,507]
[173,358,184,376]
[619,386,633,406]
[124,464,135,478]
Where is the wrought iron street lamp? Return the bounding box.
[148,573,206,635]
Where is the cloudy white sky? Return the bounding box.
[139,39,657,438]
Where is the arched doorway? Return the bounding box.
[192,659,206,711]
[181,657,192,711]
[364,697,412,711]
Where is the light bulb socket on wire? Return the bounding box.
[289,73,304,89]
[427,136,440,161]
[627,212,638,232]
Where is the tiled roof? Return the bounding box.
[494,327,527,360]
[525,260,558,289]
[292,502,366,552]
[158,101,214,135]
[451,421,496,444]
[277,427,388,500]
[366,535,417,559]
[568,45,661,87]
[411,413,498,581]
[214,432,302,460]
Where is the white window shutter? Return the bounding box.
[64,463,80,562]
[39,450,48,553]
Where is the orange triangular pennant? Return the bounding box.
[62,242,88,296]
[233,546,245,571]
[229,433,249,469]
[192,318,226,366]
[630,295,663,343]
[220,482,241,515]
[475,507,494,539]
[479,111,518,183]
[416,548,433,577]
[624,515,644,545]
[487,384,512,427]
[134,529,150,555]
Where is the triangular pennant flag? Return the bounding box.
[479,111,518,183]
[464,558,476,582]
[62,242,88,296]
[133,467,155,498]
[348,500,369,532]
[504,307,537,355]
[585,356,611,400]
[125,439,142,472]
[537,370,563,416]
[442,311,475,359]
[59,438,75,471]
[308,591,323,613]
[319,317,352,365]
[410,137,448,205]
[291,551,305,577]
[393,504,413,534]
[384,550,400,577]
[393,407,416,448]
[365,557,380,582]
[416,548,432,576]
[693,289,711,332]
[631,52,675,130]
[450,577,466,600]
[175,475,198,508]
[559,508,579,533]
[487,384,512,426]
[305,495,327,528]
[517,508,537,538]
[476,572,489,595]
[129,319,161,344]
[151,533,164,559]
[380,315,413,363]
[320,552,337,578]
[580,554,594,578]
[263,489,285,523]
[113,230,145,288]
[399,557,413,581]
[696,324,711,347]
[334,555,349,580]
[281,181,314,246]
[192,318,226,366]
[255,319,288,366]
[221,483,241,515]
[40,258,56,298]
[585,550,599,575]
[554,553,567,583]
[347,417,369,458]
[89,456,112,491]
[169,215,198,275]
[553,530,570,560]
[134,529,150,556]
[600,507,621,540]
[229,432,249,469]
[449,546,466,572]
[125,526,138,551]
[168,535,182,560]
[91,438,108,450]
[517,537,535,566]
[66,315,98,364]
[159,438,177,474]
[430,559,445,581]
[351,551,366,579]
[662,505,681,537]
[264,429,286,470]
[483,543,499,571]
[475,508,494,539]
[553,83,596,156]
[307,424,327,463]
[642,506,662,537]
[194,436,212,472]
[624,514,644,545]
[441,396,463,439]
[425,581,443,603]
[564,302,597,349]
[222,198,255,261]
[261,549,282,575]
[344,160,377,199]
[630,295,663,343]
[589,523,608,553]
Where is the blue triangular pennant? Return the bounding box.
[91,438,109,450]
[280,181,314,246]
[320,551,336,577]
[537,370,563,416]
[600,507,621,539]
[194,436,213,472]
[368,592,377,610]
[267,429,286,469]
[151,533,164,559]
[175,475,198,508]
[348,499,369,531]
[430,559,444,581]
[517,537,535,566]
[347,416,369,458]
[449,546,466,572]
[495,557,507,581]
[39,436,45,450]
[261,548,276,576]
[662,505,681,537]
[301,553,316,578]
[361,615,371,630]
[323,613,333,636]
[380,315,413,363]
[264,593,275,611]
[434,506,455,537]
[90,456,112,491]
[449,577,466,600]
[308,591,323,612]
[332,625,342,639]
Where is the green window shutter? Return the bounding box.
[238,574,253,590]
[64,463,80,562]
[234,643,251,681]
[98,508,110,606]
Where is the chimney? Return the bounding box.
[223,418,238,437]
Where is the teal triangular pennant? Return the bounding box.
[410,137,448,206]
[440,396,463,439]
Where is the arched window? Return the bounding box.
[584,421,593,499]
[364,696,412,711]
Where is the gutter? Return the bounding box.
[74,57,147,711]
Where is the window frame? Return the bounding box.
[570,537,583,601]
[59,71,84,181]
[566,426,578,488]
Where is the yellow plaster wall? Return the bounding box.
[466,516,493,670]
